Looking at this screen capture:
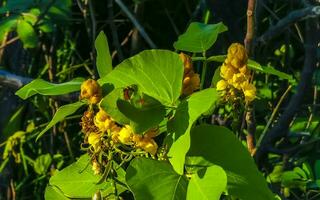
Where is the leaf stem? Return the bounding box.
[200,52,207,90]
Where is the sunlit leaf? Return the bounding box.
[16,78,84,100]
[173,22,227,53]
[187,125,275,200]
[36,101,85,140]
[17,19,38,48]
[168,88,219,174]
[99,50,184,106]
[187,165,227,200]
[95,31,113,78]
[126,157,188,200]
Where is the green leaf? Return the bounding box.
[45,186,70,200]
[173,22,227,53]
[211,67,221,87]
[126,157,188,200]
[100,88,130,125]
[15,77,84,100]
[0,17,18,42]
[187,125,275,200]
[98,50,184,106]
[248,61,295,82]
[36,101,85,140]
[117,96,166,134]
[95,31,113,78]
[34,154,52,175]
[187,165,227,200]
[49,154,123,198]
[167,88,219,175]
[17,19,38,48]
[3,106,25,138]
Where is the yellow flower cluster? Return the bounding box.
[216,43,256,102]
[180,53,200,96]
[79,80,160,174]
[84,108,158,156]
[80,79,102,104]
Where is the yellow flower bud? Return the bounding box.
[88,132,101,150]
[179,53,193,74]
[220,64,236,80]
[231,73,247,89]
[216,80,228,91]
[92,160,101,175]
[118,125,133,145]
[136,138,158,155]
[94,109,113,132]
[242,82,256,102]
[227,43,248,68]
[190,73,200,90]
[80,79,102,104]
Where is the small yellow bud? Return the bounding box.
[220,64,236,80]
[136,138,158,155]
[227,43,248,68]
[242,82,256,102]
[179,53,193,74]
[118,125,133,145]
[92,160,101,175]
[190,73,200,90]
[216,80,228,91]
[80,79,102,104]
[94,109,114,132]
[88,132,101,150]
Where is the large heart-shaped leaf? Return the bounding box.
[173,22,227,53]
[167,88,219,175]
[16,77,84,100]
[117,96,166,134]
[98,50,184,106]
[100,88,130,125]
[126,157,188,200]
[95,31,113,78]
[36,101,86,140]
[49,154,125,199]
[187,165,227,200]
[186,125,275,200]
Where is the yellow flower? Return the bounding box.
[179,53,193,74]
[118,125,133,145]
[231,73,247,89]
[92,160,101,175]
[190,73,200,90]
[226,43,247,68]
[216,80,228,91]
[220,64,236,80]
[94,108,113,132]
[242,82,256,102]
[88,132,101,150]
[80,79,102,104]
[136,138,158,155]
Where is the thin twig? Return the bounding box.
[115,0,157,49]
[107,0,124,61]
[0,37,19,50]
[256,85,292,149]
[257,6,320,44]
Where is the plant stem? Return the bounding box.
[256,85,292,149]
[200,52,207,89]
